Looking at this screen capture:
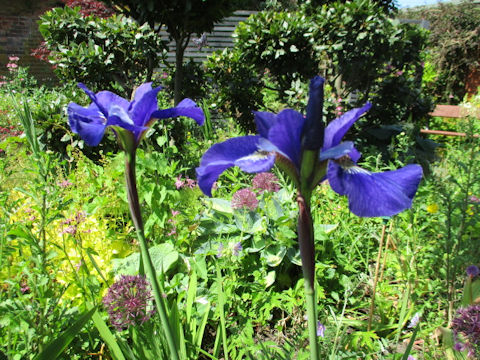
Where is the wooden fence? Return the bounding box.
[159,10,256,65]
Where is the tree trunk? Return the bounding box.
[174,36,187,105]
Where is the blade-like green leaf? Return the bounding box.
[34,307,96,360]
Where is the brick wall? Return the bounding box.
[0,0,62,84]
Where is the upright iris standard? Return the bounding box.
[197,76,423,359]
[68,82,204,360]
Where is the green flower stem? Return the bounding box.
[124,152,180,360]
[297,193,319,360]
[368,223,387,331]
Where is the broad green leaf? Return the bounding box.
[263,245,287,267]
[112,243,179,276]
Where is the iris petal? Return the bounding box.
[327,162,422,217]
[129,85,162,127]
[107,105,147,134]
[196,136,275,196]
[96,91,130,113]
[67,103,106,146]
[267,109,305,168]
[131,83,157,104]
[319,141,354,161]
[253,111,277,138]
[151,99,204,125]
[323,103,372,149]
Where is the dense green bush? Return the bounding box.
[235,11,319,93]
[207,0,432,159]
[204,48,264,133]
[39,6,167,97]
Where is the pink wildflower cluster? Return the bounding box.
[58,179,73,188]
[252,172,280,193]
[20,275,30,294]
[231,188,258,211]
[175,175,197,190]
[102,275,155,331]
[0,125,23,141]
[167,209,180,236]
[452,305,480,358]
[0,56,21,88]
[61,211,86,235]
[331,95,344,116]
[469,195,480,203]
[6,56,19,72]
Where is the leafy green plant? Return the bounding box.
[38,6,166,96]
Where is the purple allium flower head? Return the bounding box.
[103,275,155,331]
[232,242,242,256]
[252,172,280,193]
[452,305,480,356]
[408,312,420,328]
[407,356,416,360]
[231,188,258,211]
[454,342,466,352]
[59,179,72,188]
[317,321,325,337]
[467,265,480,278]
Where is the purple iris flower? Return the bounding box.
[68,83,204,148]
[196,76,422,217]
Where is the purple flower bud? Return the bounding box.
[466,265,480,278]
[103,275,155,331]
[232,242,242,256]
[217,243,224,258]
[408,312,420,328]
[316,321,325,337]
[231,188,258,211]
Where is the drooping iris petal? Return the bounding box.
[107,105,148,134]
[323,103,372,150]
[131,82,157,104]
[253,111,277,138]
[151,98,204,125]
[196,136,275,196]
[267,109,305,168]
[327,162,423,217]
[349,148,362,162]
[319,141,354,161]
[96,90,130,113]
[129,85,162,128]
[67,103,107,146]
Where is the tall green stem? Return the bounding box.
[297,193,319,360]
[124,152,180,360]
